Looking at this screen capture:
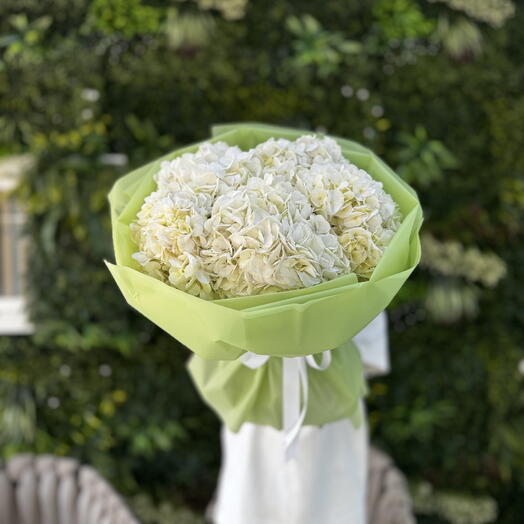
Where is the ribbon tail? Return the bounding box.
[283,357,309,460]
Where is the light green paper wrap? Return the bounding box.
[107,122,422,431]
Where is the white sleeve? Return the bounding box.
[353,311,390,377]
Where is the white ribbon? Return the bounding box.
[240,350,332,460]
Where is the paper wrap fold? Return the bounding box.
[106,123,422,431]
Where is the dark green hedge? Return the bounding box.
[0,1,522,522]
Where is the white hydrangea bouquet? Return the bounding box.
[132,134,401,295]
[106,121,421,460]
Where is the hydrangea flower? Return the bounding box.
[131,136,401,298]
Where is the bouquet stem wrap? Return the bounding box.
[106,123,422,435]
[188,341,365,455]
[242,350,333,458]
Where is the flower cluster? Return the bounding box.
[420,233,507,288]
[131,136,401,299]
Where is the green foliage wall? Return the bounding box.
[0,1,522,522]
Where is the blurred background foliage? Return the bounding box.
[0,1,522,523]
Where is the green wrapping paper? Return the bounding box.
[188,340,365,431]
[106,123,422,431]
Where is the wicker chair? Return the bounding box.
[367,447,416,524]
[1,448,415,524]
[0,454,138,524]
